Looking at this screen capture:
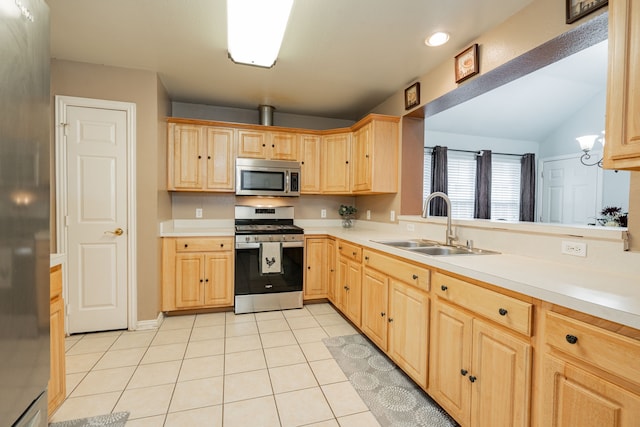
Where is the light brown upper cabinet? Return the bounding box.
[604,0,640,170]
[299,133,321,193]
[237,129,298,160]
[167,123,235,191]
[321,131,352,194]
[351,115,399,193]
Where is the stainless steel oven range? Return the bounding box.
[234,205,304,314]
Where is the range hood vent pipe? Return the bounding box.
[258,105,275,126]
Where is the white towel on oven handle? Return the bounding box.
[260,242,282,275]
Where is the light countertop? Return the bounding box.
[50,253,65,268]
[160,220,640,330]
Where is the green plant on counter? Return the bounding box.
[338,205,357,217]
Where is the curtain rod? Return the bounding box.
[424,146,525,157]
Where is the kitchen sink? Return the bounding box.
[373,239,439,248]
[373,240,499,256]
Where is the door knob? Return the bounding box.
[105,228,124,236]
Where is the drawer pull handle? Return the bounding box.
[469,376,477,383]
[565,334,578,345]
[412,274,418,280]
[498,308,508,316]
[460,369,468,376]
[441,285,448,291]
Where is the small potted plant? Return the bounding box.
[596,206,628,227]
[338,204,357,228]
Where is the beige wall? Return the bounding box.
[50,59,169,322]
[357,0,640,241]
[172,193,356,220]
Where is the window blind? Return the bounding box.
[447,151,476,219]
[491,155,521,221]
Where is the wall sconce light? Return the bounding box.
[576,131,605,168]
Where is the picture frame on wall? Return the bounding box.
[404,82,420,110]
[566,0,608,24]
[455,44,479,83]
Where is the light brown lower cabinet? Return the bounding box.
[334,240,362,327]
[304,236,328,300]
[162,237,234,311]
[48,264,65,417]
[361,249,430,389]
[540,310,640,426]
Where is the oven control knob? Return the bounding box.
[245,236,250,243]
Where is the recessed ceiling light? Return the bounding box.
[425,32,450,47]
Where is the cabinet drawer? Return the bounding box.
[363,249,430,292]
[545,311,640,385]
[337,240,362,262]
[175,237,233,252]
[433,272,532,336]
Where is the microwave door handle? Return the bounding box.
[285,171,290,194]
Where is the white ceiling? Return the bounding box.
[46,0,533,121]
[426,39,608,141]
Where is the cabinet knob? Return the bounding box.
[199,279,203,283]
[338,246,343,250]
[271,144,275,148]
[352,251,356,256]
[301,161,305,165]
[365,256,369,261]
[498,308,508,316]
[412,274,418,280]
[184,244,188,248]
[365,154,369,158]
[388,318,394,323]
[220,243,224,248]
[198,155,202,159]
[330,269,335,272]
[207,156,211,159]
[262,143,266,147]
[469,376,477,383]
[345,161,349,164]
[345,286,350,291]
[205,279,209,282]
[307,266,311,270]
[460,369,468,376]
[565,334,578,345]
[441,285,448,291]
[380,312,386,317]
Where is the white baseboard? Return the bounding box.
[135,312,164,331]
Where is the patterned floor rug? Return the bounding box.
[323,334,458,427]
[49,412,129,427]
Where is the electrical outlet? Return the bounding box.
[321,209,326,218]
[406,223,415,232]
[195,208,203,218]
[561,241,587,257]
[390,210,395,222]
[366,210,371,220]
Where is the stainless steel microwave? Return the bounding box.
[235,158,301,197]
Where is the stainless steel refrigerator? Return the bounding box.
[0,0,50,425]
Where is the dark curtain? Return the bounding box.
[519,153,536,221]
[474,150,492,219]
[429,146,448,216]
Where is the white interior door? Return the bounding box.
[540,155,601,225]
[61,102,131,334]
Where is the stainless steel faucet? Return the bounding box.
[422,192,456,246]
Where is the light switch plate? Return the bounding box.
[195,208,202,218]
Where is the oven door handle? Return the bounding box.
[235,241,304,249]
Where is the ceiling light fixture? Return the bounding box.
[576,131,605,168]
[425,32,450,47]
[227,0,294,68]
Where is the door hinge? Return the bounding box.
[65,215,70,227]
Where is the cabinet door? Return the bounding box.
[430,299,473,426]
[343,259,362,327]
[269,132,298,160]
[361,268,388,350]
[304,238,327,299]
[203,252,233,306]
[388,280,428,389]
[471,319,531,427]
[48,295,66,416]
[542,354,640,427]
[205,127,235,191]
[321,133,351,193]
[351,123,372,192]
[299,134,321,193]
[327,239,337,304]
[171,124,204,189]
[237,129,267,158]
[335,256,349,312]
[175,254,204,308]
[604,0,640,170]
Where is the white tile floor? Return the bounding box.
[51,303,382,427]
